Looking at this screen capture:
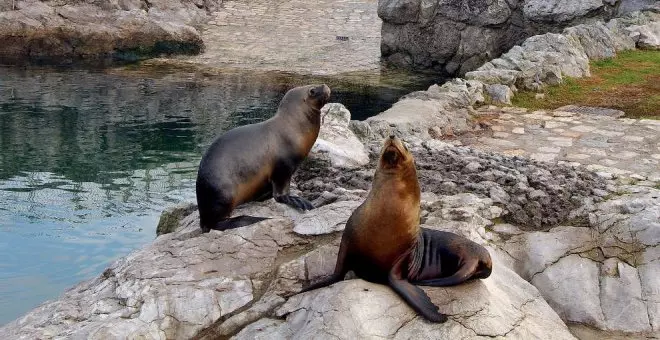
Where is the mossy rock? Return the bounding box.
[156,203,198,236]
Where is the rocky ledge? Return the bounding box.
[0,0,218,64]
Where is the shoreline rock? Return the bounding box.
[0,0,216,65]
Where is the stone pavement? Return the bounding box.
[465,105,660,183]
[164,0,381,75]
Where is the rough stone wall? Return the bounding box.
[378,0,655,75]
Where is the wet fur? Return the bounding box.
[196,84,330,232]
[301,136,493,323]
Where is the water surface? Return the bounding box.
[0,65,438,324]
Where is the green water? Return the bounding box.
[0,65,438,325]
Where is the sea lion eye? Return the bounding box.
[309,88,317,96]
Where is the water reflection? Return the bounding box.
[0,65,437,324]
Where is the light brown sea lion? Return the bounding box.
[301,135,493,323]
[196,84,331,232]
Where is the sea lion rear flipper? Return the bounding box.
[388,253,447,323]
[413,260,479,287]
[205,215,271,232]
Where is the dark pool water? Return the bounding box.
[0,65,438,325]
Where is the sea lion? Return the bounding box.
[196,84,331,232]
[301,135,493,323]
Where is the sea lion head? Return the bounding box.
[303,84,332,111]
[279,84,331,117]
[379,135,414,173]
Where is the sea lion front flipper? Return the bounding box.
[413,259,479,287]
[271,171,314,211]
[274,195,315,211]
[204,215,271,232]
[388,253,447,323]
[300,233,351,293]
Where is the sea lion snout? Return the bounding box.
[379,136,413,169]
[306,84,332,110]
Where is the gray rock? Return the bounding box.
[523,0,605,23]
[156,202,197,236]
[311,103,369,169]
[464,69,520,85]
[555,105,625,118]
[235,255,577,340]
[563,22,624,60]
[485,84,513,105]
[293,200,360,235]
[0,0,208,64]
[627,21,660,49]
[531,255,606,328]
[497,189,660,335]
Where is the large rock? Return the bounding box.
[522,0,607,23]
[495,187,660,335]
[0,199,345,339]
[311,103,370,169]
[0,0,212,64]
[234,255,577,340]
[627,20,660,49]
[364,79,480,139]
[377,0,647,75]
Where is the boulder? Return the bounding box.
[485,84,513,105]
[522,0,606,23]
[311,103,370,169]
[495,188,660,335]
[627,21,660,49]
[234,255,577,340]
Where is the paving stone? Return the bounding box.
[611,151,639,160]
[539,147,561,153]
[466,108,660,179]
[544,121,568,129]
[571,125,597,132]
[566,153,591,160]
[493,132,511,139]
[593,129,625,137]
[621,136,645,142]
[531,153,558,162]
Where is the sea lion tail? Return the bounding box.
[205,215,271,231]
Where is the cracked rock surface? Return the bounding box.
[496,186,660,335]
[234,257,576,340]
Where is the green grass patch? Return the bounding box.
[512,50,660,118]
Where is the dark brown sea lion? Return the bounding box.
[301,135,493,323]
[196,84,331,232]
